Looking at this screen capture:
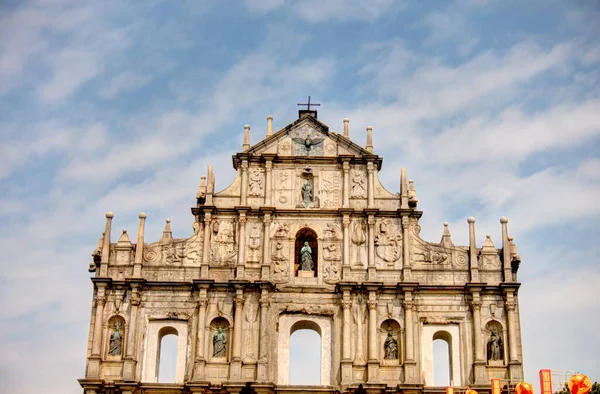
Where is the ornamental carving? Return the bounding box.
[319,172,340,208]
[210,220,237,266]
[248,168,264,197]
[271,241,289,283]
[350,170,367,198]
[374,219,402,266]
[247,224,261,263]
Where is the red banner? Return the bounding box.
[539,369,553,394]
[492,378,502,394]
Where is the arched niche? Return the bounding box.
[295,227,318,277]
[106,315,126,359]
[485,320,505,365]
[209,317,231,361]
[380,319,401,363]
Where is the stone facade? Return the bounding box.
[79,111,525,394]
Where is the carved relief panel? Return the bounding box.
[248,167,265,197]
[319,170,341,209]
[246,223,262,264]
[374,218,402,268]
[350,219,367,268]
[210,219,238,266]
[273,169,294,207]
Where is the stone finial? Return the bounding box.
[408,179,418,205]
[139,212,147,219]
[467,217,476,223]
[343,118,349,138]
[116,230,131,247]
[481,234,496,252]
[196,175,207,200]
[500,217,508,224]
[440,222,454,248]
[106,211,114,218]
[267,115,273,136]
[400,168,408,209]
[243,124,251,150]
[366,126,373,152]
[160,218,173,244]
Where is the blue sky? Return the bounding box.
[0,0,599,392]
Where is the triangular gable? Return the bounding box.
[243,113,374,158]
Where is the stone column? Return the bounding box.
[230,289,245,380]
[192,290,209,380]
[257,289,270,381]
[342,214,350,279]
[265,159,273,205]
[236,210,247,279]
[367,215,376,280]
[367,291,379,382]
[99,212,114,277]
[342,161,350,208]
[87,283,107,378]
[367,162,375,208]
[201,212,212,278]
[240,160,249,206]
[401,216,410,280]
[123,285,141,380]
[403,292,418,383]
[132,213,146,278]
[261,210,272,280]
[341,291,353,385]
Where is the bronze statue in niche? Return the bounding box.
[384,331,398,359]
[213,327,227,357]
[294,228,318,275]
[108,322,123,356]
[487,330,504,361]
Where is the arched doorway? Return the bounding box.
[289,321,322,385]
[295,228,318,276]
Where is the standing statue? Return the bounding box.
[487,330,504,361]
[108,323,123,356]
[213,327,227,357]
[299,241,314,271]
[302,180,312,204]
[384,330,398,359]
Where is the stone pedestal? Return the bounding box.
[298,270,315,278]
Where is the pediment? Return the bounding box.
[241,114,374,160]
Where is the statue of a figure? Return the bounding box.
[487,330,503,361]
[302,180,312,204]
[108,323,123,356]
[299,241,314,271]
[384,331,398,359]
[213,327,227,357]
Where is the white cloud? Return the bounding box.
[99,71,151,99]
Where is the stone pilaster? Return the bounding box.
[87,282,108,378]
[192,290,209,381]
[367,215,376,280]
[401,216,410,281]
[123,284,141,380]
[261,210,273,280]
[341,291,353,385]
[469,288,486,384]
[236,210,248,279]
[367,291,379,382]
[342,160,350,208]
[201,211,212,278]
[240,160,249,206]
[503,287,523,380]
[403,291,418,384]
[367,161,375,208]
[257,290,270,381]
[342,213,351,279]
[230,289,245,380]
[501,217,511,282]
[264,159,273,205]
